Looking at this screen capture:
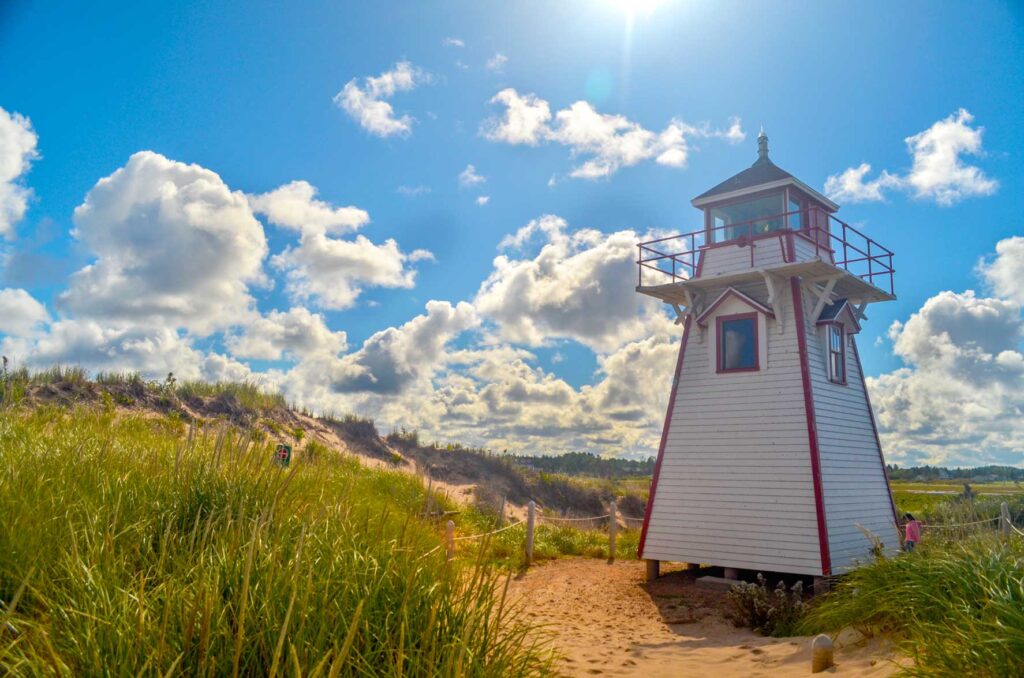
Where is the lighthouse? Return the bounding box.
[636,131,900,582]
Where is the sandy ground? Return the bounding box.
[507,559,902,677]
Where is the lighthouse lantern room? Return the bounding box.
[636,131,900,580]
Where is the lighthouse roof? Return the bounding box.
[691,130,839,211]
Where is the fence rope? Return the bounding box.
[920,517,1001,529]
[538,514,610,523]
[452,519,525,542]
[1010,521,1024,538]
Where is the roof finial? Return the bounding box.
[756,127,769,163]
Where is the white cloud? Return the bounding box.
[0,106,39,239]
[61,151,268,335]
[476,196,490,206]
[333,61,431,138]
[0,318,230,381]
[0,287,49,336]
[249,180,369,235]
[869,236,1024,467]
[327,300,477,395]
[475,215,672,352]
[271,232,433,310]
[481,89,552,146]
[482,89,743,179]
[485,52,509,72]
[825,109,998,206]
[980,236,1024,305]
[442,37,465,48]
[397,184,431,197]
[458,164,486,187]
[823,163,903,203]
[226,307,347,361]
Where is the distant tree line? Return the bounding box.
[513,451,655,478]
[887,464,1024,482]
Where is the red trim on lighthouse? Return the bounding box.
[638,315,692,560]
[851,339,901,530]
[791,277,832,576]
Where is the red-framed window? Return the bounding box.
[716,312,760,373]
[826,323,846,384]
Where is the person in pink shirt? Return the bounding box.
[904,513,922,551]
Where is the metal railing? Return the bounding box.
[637,208,895,295]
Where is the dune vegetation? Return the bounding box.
[0,404,553,676]
[802,496,1024,676]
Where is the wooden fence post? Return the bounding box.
[811,634,834,673]
[1001,502,1011,540]
[608,500,617,563]
[424,477,433,518]
[497,496,506,527]
[525,501,536,566]
[446,520,455,561]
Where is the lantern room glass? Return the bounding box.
[708,193,785,243]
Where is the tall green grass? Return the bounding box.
[0,407,552,676]
[801,533,1024,676]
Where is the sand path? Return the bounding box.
[507,559,901,677]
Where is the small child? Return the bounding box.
[904,513,922,551]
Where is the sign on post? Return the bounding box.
[274,443,292,467]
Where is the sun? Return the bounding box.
[605,0,668,17]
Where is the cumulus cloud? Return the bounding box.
[481,89,552,146]
[0,287,49,336]
[226,307,347,361]
[0,318,249,382]
[0,106,39,239]
[980,236,1024,305]
[458,164,486,187]
[249,180,369,235]
[272,232,433,310]
[328,300,477,395]
[825,109,998,206]
[482,89,743,179]
[61,151,268,335]
[442,37,465,48]
[333,61,431,138]
[474,215,671,352]
[870,236,1024,466]
[476,196,490,206]
[823,163,903,203]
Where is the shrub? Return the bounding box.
[799,534,1024,675]
[726,574,808,637]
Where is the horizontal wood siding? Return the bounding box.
[792,234,826,262]
[802,292,901,570]
[643,279,824,576]
[699,238,789,278]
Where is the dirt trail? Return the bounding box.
[507,559,901,677]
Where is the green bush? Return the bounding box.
[726,574,807,637]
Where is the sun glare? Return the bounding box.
[605,0,667,17]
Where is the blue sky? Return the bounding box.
[1,1,1022,466]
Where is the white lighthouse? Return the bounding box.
[636,132,900,581]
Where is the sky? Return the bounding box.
[0,0,1022,467]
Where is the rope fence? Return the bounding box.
[441,499,648,565]
[437,497,1024,567]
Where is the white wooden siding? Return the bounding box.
[800,291,901,571]
[699,237,790,278]
[643,280,826,576]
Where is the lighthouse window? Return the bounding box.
[827,324,846,384]
[709,193,785,243]
[717,314,759,372]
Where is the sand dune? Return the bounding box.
[507,559,902,677]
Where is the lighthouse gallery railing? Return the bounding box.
[636,208,895,295]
